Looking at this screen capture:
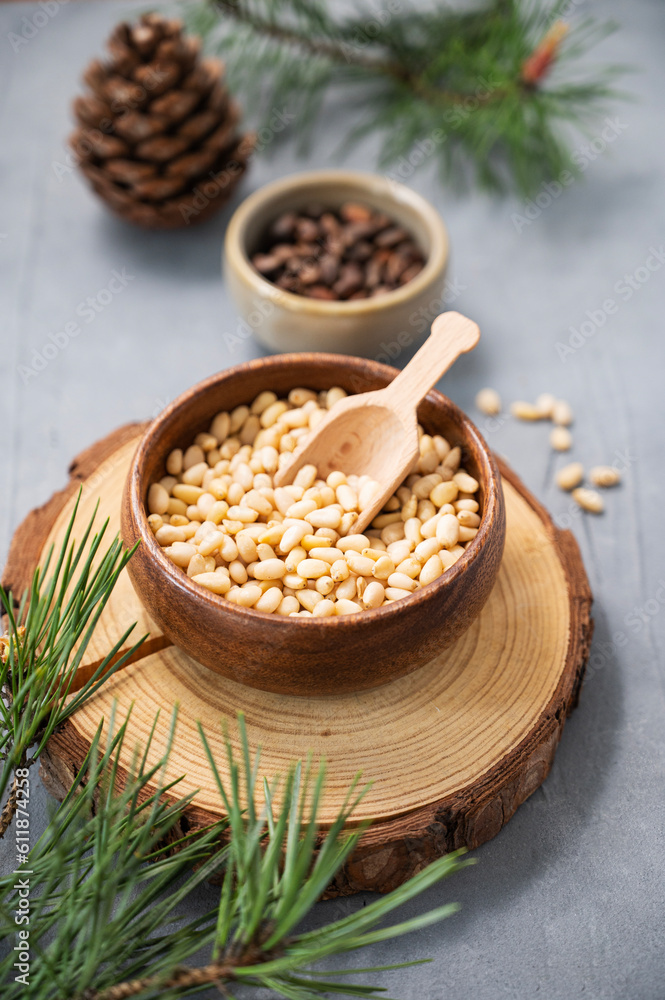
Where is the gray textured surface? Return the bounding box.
[1,1,664,997]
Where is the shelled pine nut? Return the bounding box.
[550,426,572,452]
[572,487,604,513]
[475,387,501,416]
[555,462,584,491]
[147,385,483,614]
[589,466,621,487]
[510,401,544,421]
[535,393,557,418]
[552,400,573,426]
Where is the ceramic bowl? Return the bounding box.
[121,354,505,696]
[223,170,449,358]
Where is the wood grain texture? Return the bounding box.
[121,353,506,695]
[4,422,592,895]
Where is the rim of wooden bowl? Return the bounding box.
[125,353,501,629]
[223,169,449,318]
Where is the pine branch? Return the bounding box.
[0,494,471,997]
[0,492,146,832]
[211,0,505,104]
[186,0,627,195]
[0,707,472,999]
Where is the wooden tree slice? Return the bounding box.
[2,424,593,897]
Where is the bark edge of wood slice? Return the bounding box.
[2,423,593,898]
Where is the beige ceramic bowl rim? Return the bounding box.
[223,169,449,317]
[128,353,499,628]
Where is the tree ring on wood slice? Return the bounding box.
[2,423,593,897]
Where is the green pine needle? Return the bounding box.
[0,705,471,998]
[0,499,471,998]
[0,491,146,814]
[182,0,628,197]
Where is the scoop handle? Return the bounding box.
[381,312,480,420]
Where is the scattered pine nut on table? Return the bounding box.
[534,393,557,418]
[556,462,584,491]
[552,399,574,426]
[146,387,483,616]
[572,487,604,513]
[475,387,502,415]
[510,401,544,421]
[550,426,573,452]
[590,466,621,487]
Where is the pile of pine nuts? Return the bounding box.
[476,387,574,450]
[146,387,483,617]
[556,463,620,513]
[509,393,574,451]
[475,387,621,514]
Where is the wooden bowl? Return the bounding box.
[121,355,505,696]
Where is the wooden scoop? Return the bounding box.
[274,310,480,534]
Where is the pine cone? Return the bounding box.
[70,13,255,229]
